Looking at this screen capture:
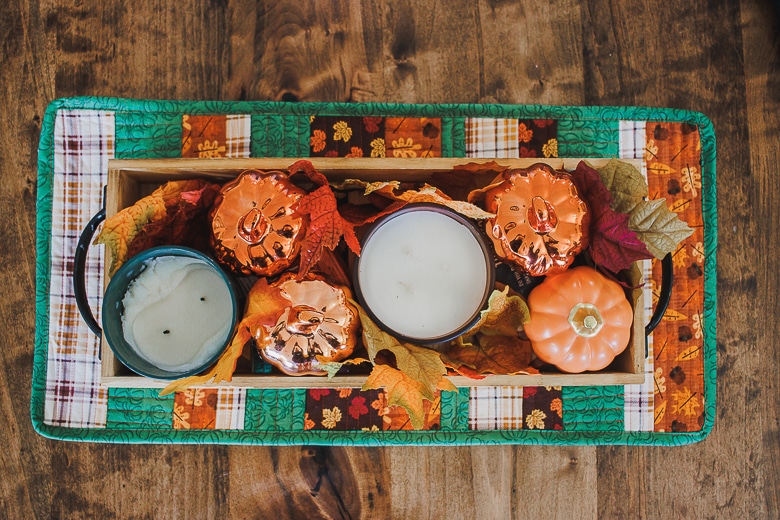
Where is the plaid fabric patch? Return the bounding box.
[619,121,655,432]
[465,118,519,158]
[468,386,523,430]
[182,114,251,158]
[215,387,246,429]
[45,110,114,428]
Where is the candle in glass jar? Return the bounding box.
[121,255,234,372]
[355,204,493,343]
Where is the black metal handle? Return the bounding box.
[645,253,673,336]
[73,206,106,337]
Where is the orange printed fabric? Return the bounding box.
[645,122,706,433]
[181,114,251,158]
[173,388,219,429]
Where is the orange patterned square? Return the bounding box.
[385,117,442,158]
[173,388,219,429]
[182,115,228,158]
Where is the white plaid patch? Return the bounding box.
[225,114,252,158]
[465,118,520,158]
[469,386,524,430]
[215,387,247,430]
[46,110,114,428]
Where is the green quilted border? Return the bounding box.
[32,97,717,446]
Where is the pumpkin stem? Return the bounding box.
[568,303,604,337]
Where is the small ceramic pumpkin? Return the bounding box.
[482,163,589,276]
[524,266,633,373]
[252,273,359,376]
[211,170,307,276]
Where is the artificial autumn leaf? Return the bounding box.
[358,182,495,222]
[362,364,429,430]
[625,197,694,259]
[288,161,361,279]
[596,159,648,213]
[671,387,700,417]
[467,286,530,337]
[570,162,654,273]
[96,179,219,275]
[445,335,533,375]
[160,277,289,395]
[316,357,372,379]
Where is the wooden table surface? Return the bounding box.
[2,1,778,518]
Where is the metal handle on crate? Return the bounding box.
[73,206,106,337]
[645,253,673,336]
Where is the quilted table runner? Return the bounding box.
[32,98,716,445]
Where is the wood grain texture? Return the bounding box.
[2,0,779,518]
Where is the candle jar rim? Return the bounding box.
[353,203,496,345]
[102,245,240,380]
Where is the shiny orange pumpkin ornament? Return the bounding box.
[252,273,359,376]
[524,266,633,373]
[482,163,589,276]
[210,170,308,276]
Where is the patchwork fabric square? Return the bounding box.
[468,386,524,430]
[309,116,385,158]
[304,388,385,431]
[522,386,564,430]
[518,119,558,158]
[182,114,251,158]
[465,118,520,158]
[173,388,220,429]
[384,117,442,158]
[380,392,441,431]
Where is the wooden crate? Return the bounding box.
[100,157,646,388]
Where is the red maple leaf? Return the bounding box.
[570,162,653,273]
[288,160,361,279]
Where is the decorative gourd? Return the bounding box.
[482,163,589,276]
[524,266,633,373]
[210,170,308,276]
[253,273,359,376]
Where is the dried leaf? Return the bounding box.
[445,335,533,375]
[365,183,495,221]
[626,198,694,259]
[596,159,648,213]
[290,163,361,279]
[317,357,372,379]
[570,162,654,273]
[362,364,429,430]
[468,286,530,336]
[96,179,219,275]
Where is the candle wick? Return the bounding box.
[163,330,171,335]
[200,297,206,301]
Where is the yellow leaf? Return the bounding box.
[333,121,353,142]
[655,401,667,424]
[362,364,428,430]
[627,198,694,259]
[95,179,210,275]
[648,162,676,176]
[671,387,700,417]
[664,309,688,321]
[317,357,372,379]
[676,344,702,361]
[670,199,692,213]
[673,247,689,269]
[597,159,648,211]
[468,286,530,336]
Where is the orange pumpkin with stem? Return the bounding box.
[524,266,633,373]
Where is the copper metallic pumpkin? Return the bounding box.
[484,163,589,276]
[253,273,359,376]
[211,170,307,276]
[524,266,633,373]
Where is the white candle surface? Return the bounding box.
[357,208,490,341]
[121,255,233,372]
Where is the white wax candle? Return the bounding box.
[121,256,233,372]
[357,208,490,341]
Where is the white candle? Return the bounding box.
[356,205,492,342]
[121,255,234,372]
